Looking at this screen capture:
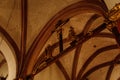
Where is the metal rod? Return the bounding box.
[59,29,63,53]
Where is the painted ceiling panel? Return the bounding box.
[34,63,65,80]
[88,17,104,31]
[76,37,117,76]
[110,65,120,80]
[70,13,94,34]
[104,0,120,10]
[27,0,82,51]
[87,67,109,80]
[59,49,75,78]
[84,49,120,75]
[0,0,21,49]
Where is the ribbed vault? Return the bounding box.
[0,0,120,80]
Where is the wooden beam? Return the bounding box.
[58,29,63,53]
[96,33,114,38]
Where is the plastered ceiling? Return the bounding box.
[0,0,120,80]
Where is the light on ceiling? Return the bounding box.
[104,0,120,10]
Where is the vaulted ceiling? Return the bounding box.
[0,0,120,80]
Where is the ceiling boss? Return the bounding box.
[108,3,120,21]
[107,3,120,32]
